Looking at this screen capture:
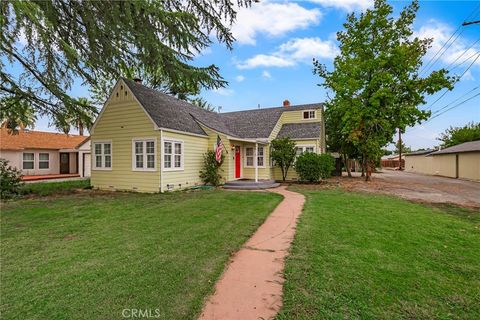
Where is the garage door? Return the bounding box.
[83,153,91,177]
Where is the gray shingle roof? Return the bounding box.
[429,140,480,155]
[277,122,321,139]
[404,149,434,156]
[123,78,323,139]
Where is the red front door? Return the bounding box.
[235,146,241,178]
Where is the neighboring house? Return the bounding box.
[405,141,480,181]
[90,78,326,192]
[0,128,91,178]
[381,154,404,168]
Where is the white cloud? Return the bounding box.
[237,37,338,69]
[232,2,322,45]
[462,70,475,81]
[278,37,339,60]
[414,20,480,72]
[214,88,234,96]
[262,71,272,79]
[309,0,373,11]
[237,54,295,69]
[235,75,245,82]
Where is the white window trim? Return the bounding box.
[38,152,50,170]
[244,145,266,168]
[162,138,184,172]
[302,109,316,120]
[295,145,317,154]
[22,152,35,170]
[131,137,157,172]
[92,140,112,171]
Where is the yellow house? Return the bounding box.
[90,78,326,192]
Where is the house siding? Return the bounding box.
[0,149,61,175]
[241,144,271,180]
[161,131,209,191]
[91,83,161,192]
[199,125,235,183]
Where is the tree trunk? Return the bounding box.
[79,122,84,136]
[361,155,365,177]
[343,154,352,177]
[365,159,372,181]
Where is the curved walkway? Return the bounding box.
[199,186,305,320]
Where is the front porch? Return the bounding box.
[228,139,270,182]
[22,173,81,182]
[223,179,280,190]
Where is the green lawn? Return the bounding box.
[1,189,282,320]
[21,178,91,197]
[278,188,480,320]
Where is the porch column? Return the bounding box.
[255,143,258,183]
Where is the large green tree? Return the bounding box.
[0,96,36,132]
[316,0,454,181]
[0,0,248,130]
[438,122,480,148]
[51,97,96,135]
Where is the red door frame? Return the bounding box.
[234,146,241,179]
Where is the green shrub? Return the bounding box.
[199,151,224,186]
[0,159,24,199]
[295,152,322,182]
[295,153,336,182]
[317,153,336,179]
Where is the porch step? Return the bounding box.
[223,179,280,190]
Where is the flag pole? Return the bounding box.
[218,135,229,154]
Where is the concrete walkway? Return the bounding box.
[199,186,305,320]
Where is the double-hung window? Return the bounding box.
[295,146,316,158]
[245,146,265,167]
[257,146,265,166]
[93,141,112,170]
[245,147,254,167]
[39,153,49,169]
[23,153,34,169]
[133,139,156,171]
[163,140,183,170]
[302,110,316,120]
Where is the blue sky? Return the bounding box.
[23,0,480,150]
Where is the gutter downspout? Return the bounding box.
[160,129,164,193]
[255,142,258,183]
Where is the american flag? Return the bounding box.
[215,135,223,163]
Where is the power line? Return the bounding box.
[445,38,480,71]
[431,85,480,115]
[448,49,480,72]
[427,52,480,112]
[426,92,480,124]
[420,3,480,75]
[420,26,463,76]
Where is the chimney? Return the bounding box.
[133,77,142,84]
[283,99,290,107]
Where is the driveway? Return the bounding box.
[340,170,480,208]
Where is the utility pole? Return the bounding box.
[398,128,403,170]
[462,20,480,26]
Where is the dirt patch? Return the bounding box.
[291,171,480,209]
